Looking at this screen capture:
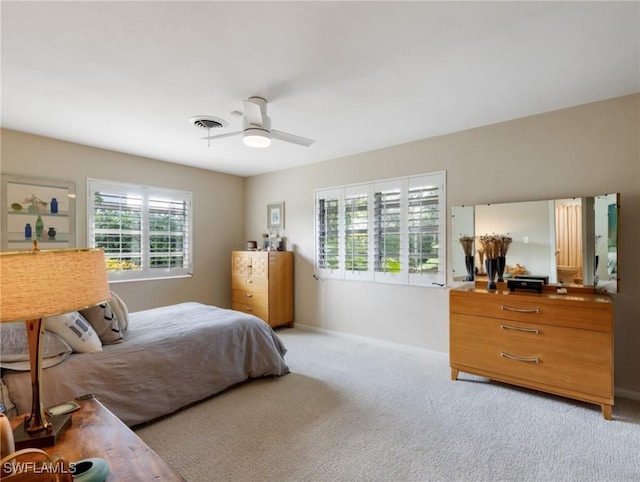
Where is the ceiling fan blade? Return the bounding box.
[201,130,242,140]
[271,129,315,147]
[242,98,265,127]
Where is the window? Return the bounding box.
[345,190,369,273]
[88,179,192,282]
[316,189,340,272]
[315,171,445,287]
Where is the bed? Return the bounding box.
[0,302,289,426]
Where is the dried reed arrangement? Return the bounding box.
[478,234,499,259]
[496,234,513,257]
[458,235,474,256]
[479,233,512,259]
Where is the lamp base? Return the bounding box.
[13,413,72,450]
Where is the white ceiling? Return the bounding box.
[2,1,639,177]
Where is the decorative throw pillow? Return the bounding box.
[109,291,129,332]
[0,321,73,371]
[80,303,124,345]
[45,311,103,354]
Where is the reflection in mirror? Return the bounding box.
[451,194,619,293]
[594,194,618,293]
[451,206,474,280]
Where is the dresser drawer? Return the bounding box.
[231,275,268,293]
[450,291,612,332]
[231,302,269,324]
[450,313,613,398]
[232,289,268,307]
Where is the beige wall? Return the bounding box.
[244,94,640,397]
[1,129,245,312]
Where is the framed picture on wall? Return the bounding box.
[267,201,285,230]
[1,174,76,251]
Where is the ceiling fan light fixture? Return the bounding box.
[243,128,271,148]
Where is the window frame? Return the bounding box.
[314,171,446,287]
[87,178,193,282]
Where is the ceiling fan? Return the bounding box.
[200,97,314,148]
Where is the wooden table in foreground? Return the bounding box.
[10,395,185,481]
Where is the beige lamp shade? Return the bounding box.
[0,248,110,323]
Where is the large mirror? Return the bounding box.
[451,194,619,293]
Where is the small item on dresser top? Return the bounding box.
[507,278,543,293]
[246,240,257,251]
[557,287,568,294]
[71,457,109,482]
[45,400,80,417]
[513,274,549,285]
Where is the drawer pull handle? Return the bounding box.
[501,324,539,335]
[501,305,540,314]
[245,279,253,284]
[245,306,253,312]
[245,293,253,298]
[501,352,539,364]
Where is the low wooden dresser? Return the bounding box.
[450,283,614,419]
[231,250,294,328]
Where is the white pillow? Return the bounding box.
[0,321,73,370]
[45,312,103,354]
[109,291,129,332]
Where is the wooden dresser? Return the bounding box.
[449,283,614,419]
[231,251,294,328]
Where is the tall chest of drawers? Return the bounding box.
[231,251,294,328]
[449,284,614,419]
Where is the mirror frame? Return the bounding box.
[451,194,619,293]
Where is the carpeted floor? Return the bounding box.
[136,327,640,482]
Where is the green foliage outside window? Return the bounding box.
[94,192,187,272]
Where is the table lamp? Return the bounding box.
[0,245,110,449]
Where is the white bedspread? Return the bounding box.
[2,302,289,426]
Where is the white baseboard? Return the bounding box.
[292,323,448,360]
[293,324,640,400]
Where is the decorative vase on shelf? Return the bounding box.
[485,258,498,290]
[464,255,475,282]
[47,227,57,240]
[496,256,506,282]
[35,215,44,239]
[50,197,58,214]
[24,223,32,240]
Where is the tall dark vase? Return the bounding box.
[496,256,506,282]
[464,255,475,282]
[485,258,497,290]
